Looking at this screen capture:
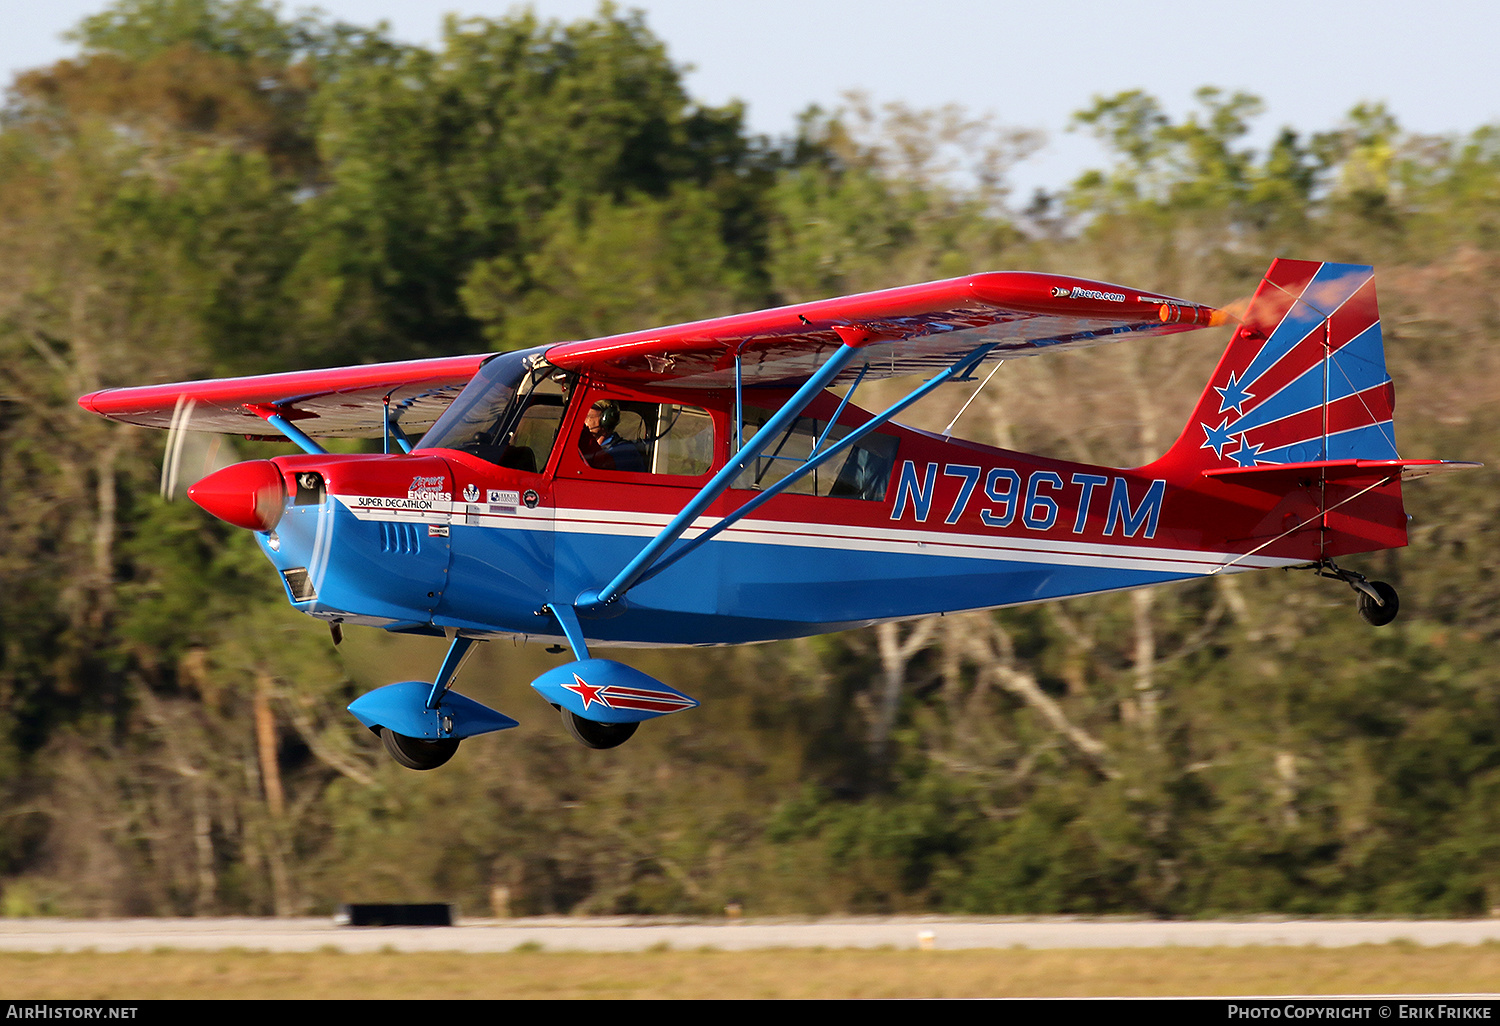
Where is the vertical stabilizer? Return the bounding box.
[1156,259,1398,477]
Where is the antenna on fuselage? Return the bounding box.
[941,358,1007,438]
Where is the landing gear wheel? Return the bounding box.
[1357,581,1400,627]
[561,709,638,750]
[380,726,460,770]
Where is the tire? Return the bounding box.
[560,709,638,750]
[1357,581,1400,627]
[380,726,460,770]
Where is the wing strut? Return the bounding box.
[382,394,415,454]
[575,338,868,613]
[630,341,998,589]
[247,404,327,455]
[575,339,996,612]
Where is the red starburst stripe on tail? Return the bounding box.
[1238,385,1396,451]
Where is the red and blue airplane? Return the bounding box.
[79,258,1476,768]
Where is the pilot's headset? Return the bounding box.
[591,400,620,433]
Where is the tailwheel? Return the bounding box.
[1308,561,1401,628]
[560,709,638,750]
[1356,580,1400,627]
[380,726,460,770]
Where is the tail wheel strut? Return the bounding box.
[1305,560,1400,627]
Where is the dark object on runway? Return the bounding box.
[338,903,453,927]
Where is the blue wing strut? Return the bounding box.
[249,405,327,455]
[572,337,996,615]
[632,341,997,589]
[574,338,862,612]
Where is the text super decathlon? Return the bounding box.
[80,259,1477,768]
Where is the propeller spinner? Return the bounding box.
[187,460,286,532]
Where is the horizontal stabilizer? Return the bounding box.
[1203,459,1482,492]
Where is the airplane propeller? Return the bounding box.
[160,395,235,502]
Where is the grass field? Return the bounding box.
[3,944,1499,999]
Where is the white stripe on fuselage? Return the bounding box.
[332,493,1298,577]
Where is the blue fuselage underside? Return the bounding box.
[260,503,1188,646]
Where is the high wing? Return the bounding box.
[78,354,491,438]
[77,271,1220,438]
[543,272,1223,388]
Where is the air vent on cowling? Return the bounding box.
[282,567,316,602]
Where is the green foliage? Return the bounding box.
[462,187,752,350]
[292,6,759,362]
[767,99,1033,300]
[68,0,307,64]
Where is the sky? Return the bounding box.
[4,0,1498,198]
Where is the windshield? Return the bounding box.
[419,346,540,453]
[419,344,572,470]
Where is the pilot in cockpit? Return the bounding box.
[580,400,645,472]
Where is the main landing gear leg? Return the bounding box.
[543,600,636,753]
[378,635,477,770]
[347,637,519,770]
[1307,560,1400,627]
[541,603,639,750]
[534,604,698,750]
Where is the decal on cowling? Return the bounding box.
[352,494,446,513]
[408,475,450,501]
[337,489,552,528]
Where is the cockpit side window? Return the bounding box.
[651,405,713,475]
[493,375,570,472]
[575,397,714,477]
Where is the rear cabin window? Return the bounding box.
[578,400,714,477]
[732,406,898,501]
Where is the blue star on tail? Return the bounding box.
[1200,418,1238,459]
[1215,371,1254,415]
[1231,434,1264,467]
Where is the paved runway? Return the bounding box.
[4,917,1500,953]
